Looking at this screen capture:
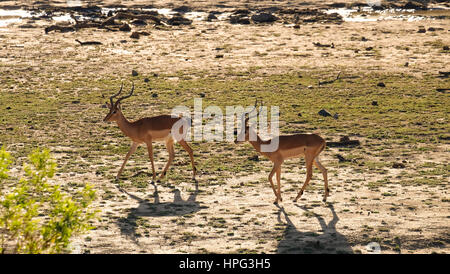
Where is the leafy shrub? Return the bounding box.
[0,146,97,254]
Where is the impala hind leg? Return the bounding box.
[178,139,196,179]
[294,157,314,202]
[314,157,329,202]
[116,142,138,180]
[160,139,175,179]
[276,165,283,202]
[146,141,156,181]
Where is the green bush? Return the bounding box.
[0,146,97,254]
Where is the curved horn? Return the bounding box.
[110,82,123,106]
[114,81,134,107]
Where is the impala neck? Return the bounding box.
[247,128,266,153]
[115,111,134,138]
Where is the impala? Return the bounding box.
[103,82,197,181]
[234,101,329,204]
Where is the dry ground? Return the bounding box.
[0,0,449,254]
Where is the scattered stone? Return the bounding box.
[404,1,428,10]
[230,15,250,24]
[392,162,406,169]
[151,93,158,98]
[248,155,259,161]
[215,54,224,58]
[131,19,147,26]
[365,46,373,51]
[75,39,102,45]
[251,13,278,23]
[132,70,138,76]
[44,25,75,34]
[144,78,150,83]
[6,106,11,110]
[172,6,191,13]
[377,82,386,87]
[167,15,192,26]
[417,28,426,33]
[333,113,339,119]
[371,101,378,106]
[443,46,449,51]
[404,62,409,67]
[293,24,300,29]
[427,27,436,32]
[130,32,140,39]
[318,109,332,117]
[207,13,218,21]
[438,71,450,78]
[119,23,131,32]
[335,154,347,162]
[327,136,360,147]
[71,100,80,104]
[199,93,206,98]
[101,17,116,26]
[313,42,335,48]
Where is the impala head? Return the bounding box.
[103,82,134,122]
[234,99,261,144]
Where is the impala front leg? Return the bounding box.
[116,142,138,180]
[268,163,281,204]
[146,141,156,181]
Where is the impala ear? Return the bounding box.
[105,102,111,109]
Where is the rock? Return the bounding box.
[248,155,259,161]
[293,24,300,29]
[132,70,138,76]
[172,6,191,13]
[72,100,80,104]
[318,109,332,117]
[101,17,116,26]
[167,15,192,26]
[199,93,206,98]
[230,15,250,24]
[131,19,147,26]
[327,136,360,147]
[371,100,378,106]
[404,1,428,10]
[427,27,436,32]
[417,28,426,33]
[251,13,278,23]
[443,46,449,51]
[404,62,409,67]
[392,162,406,169]
[119,23,131,32]
[377,82,386,87]
[130,32,140,39]
[333,113,339,119]
[207,13,218,21]
[335,154,347,162]
[6,106,11,110]
[215,54,224,58]
[144,78,150,83]
[151,93,158,98]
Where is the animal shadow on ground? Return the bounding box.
[116,180,204,242]
[276,204,353,254]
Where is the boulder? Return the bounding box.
[251,13,278,23]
